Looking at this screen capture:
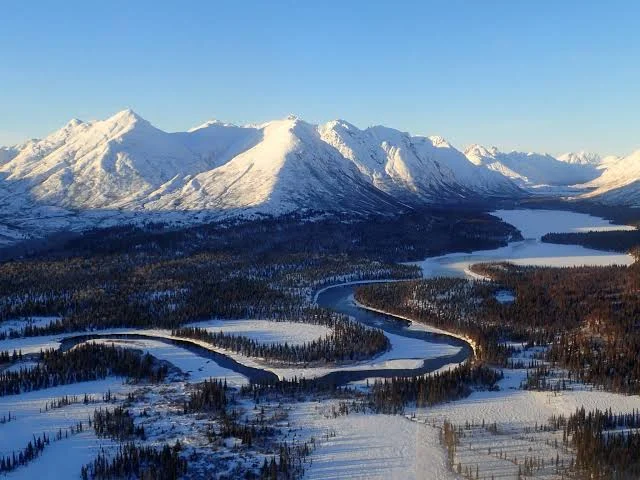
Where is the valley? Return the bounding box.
[1,207,639,479]
[4,4,639,478]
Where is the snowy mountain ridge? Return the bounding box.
[463,144,602,187]
[578,149,640,205]
[0,110,521,218]
[557,151,603,166]
[0,109,638,246]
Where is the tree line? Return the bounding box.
[369,364,502,414]
[0,343,166,396]
[92,406,146,441]
[542,230,640,254]
[561,407,640,479]
[173,316,389,365]
[80,442,187,480]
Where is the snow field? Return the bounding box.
[2,431,118,480]
[289,402,454,480]
[0,316,61,336]
[0,378,132,457]
[185,319,332,346]
[0,379,132,478]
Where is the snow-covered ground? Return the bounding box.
[290,404,454,480]
[0,332,68,354]
[416,365,640,428]
[0,328,135,354]
[86,338,248,386]
[0,378,131,456]
[3,431,118,480]
[185,319,332,346]
[415,209,634,278]
[406,350,640,480]
[0,322,459,385]
[0,316,60,336]
[0,378,131,478]
[304,348,640,480]
[313,209,639,480]
[1,209,637,479]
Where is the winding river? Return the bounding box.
[60,209,635,386]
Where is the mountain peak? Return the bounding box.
[464,144,498,154]
[107,108,146,126]
[428,135,451,148]
[65,118,84,128]
[325,119,358,131]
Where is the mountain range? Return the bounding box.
[0,109,638,245]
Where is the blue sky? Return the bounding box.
[1,1,638,156]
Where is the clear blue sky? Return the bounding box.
[1,0,638,156]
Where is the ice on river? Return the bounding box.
[415,209,635,278]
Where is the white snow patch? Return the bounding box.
[0,317,61,336]
[185,319,331,346]
[86,338,248,387]
[493,208,635,240]
[291,403,454,480]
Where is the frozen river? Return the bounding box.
[415,209,634,278]
[317,208,635,381]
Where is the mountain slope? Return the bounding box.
[0,110,524,224]
[465,145,600,186]
[318,121,520,202]
[580,149,640,205]
[0,110,215,209]
[557,151,602,166]
[145,117,403,215]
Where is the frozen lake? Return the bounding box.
[415,209,635,278]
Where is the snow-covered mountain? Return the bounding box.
[557,151,602,166]
[464,145,601,187]
[579,149,640,206]
[0,146,19,165]
[317,121,519,202]
[5,108,638,245]
[0,110,523,228]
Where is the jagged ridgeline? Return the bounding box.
[0,110,526,241]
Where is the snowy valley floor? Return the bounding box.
[0,209,638,479]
